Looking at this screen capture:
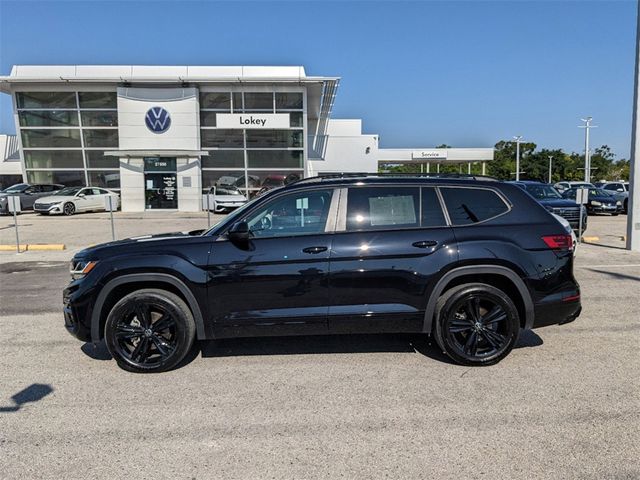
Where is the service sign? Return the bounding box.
[216,113,290,129]
[8,196,21,213]
[411,150,448,160]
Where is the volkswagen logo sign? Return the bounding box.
[145,106,171,133]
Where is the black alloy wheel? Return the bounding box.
[63,202,75,216]
[105,289,196,373]
[434,283,520,366]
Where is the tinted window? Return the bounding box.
[441,187,509,225]
[244,189,333,238]
[421,187,447,227]
[347,187,419,231]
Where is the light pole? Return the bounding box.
[513,135,523,180]
[628,0,639,252]
[548,155,553,183]
[579,117,597,183]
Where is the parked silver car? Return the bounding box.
[0,183,64,214]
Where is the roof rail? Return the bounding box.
[287,172,499,186]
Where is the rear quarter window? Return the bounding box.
[440,187,509,226]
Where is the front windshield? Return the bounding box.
[592,188,612,196]
[55,187,82,196]
[525,184,562,200]
[3,183,29,193]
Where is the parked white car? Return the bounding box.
[203,185,248,213]
[34,186,120,216]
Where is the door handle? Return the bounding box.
[302,246,328,254]
[412,240,438,248]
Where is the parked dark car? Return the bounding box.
[562,187,622,215]
[64,174,581,373]
[256,173,301,196]
[0,183,64,214]
[594,181,629,213]
[510,181,587,233]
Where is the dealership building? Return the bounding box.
[0,65,493,211]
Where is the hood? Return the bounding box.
[536,198,579,208]
[75,229,206,259]
[36,195,75,203]
[590,195,617,203]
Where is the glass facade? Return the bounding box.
[16,91,120,189]
[15,87,307,200]
[200,89,305,196]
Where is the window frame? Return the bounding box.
[221,186,340,240]
[337,185,449,233]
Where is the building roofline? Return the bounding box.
[0,65,340,93]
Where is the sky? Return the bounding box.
[0,0,637,158]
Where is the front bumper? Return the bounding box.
[589,204,620,214]
[63,281,98,342]
[34,203,63,214]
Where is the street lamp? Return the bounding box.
[579,117,597,183]
[548,155,553,183]
[513,135,523,181]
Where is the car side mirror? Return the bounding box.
[78,193,86,198]
[617,188,624,192]
[228,221,250,248]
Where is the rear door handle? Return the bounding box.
[302,246,328,254]
[412,240,438,248]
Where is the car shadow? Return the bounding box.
[81,330,544,370]
[199,329,544,366]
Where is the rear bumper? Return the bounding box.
[532,298,581,328]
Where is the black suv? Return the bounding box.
[64,174,581,372]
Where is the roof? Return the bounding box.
[284,173,501,190]
[0,65,339,92]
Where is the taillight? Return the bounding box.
[541,234,573,251]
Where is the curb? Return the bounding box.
[0,244,66,251]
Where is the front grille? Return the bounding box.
[552,207,581,221]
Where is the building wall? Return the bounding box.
[309,119,379,174]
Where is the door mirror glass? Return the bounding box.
[228,221,250,247]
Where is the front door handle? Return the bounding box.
[302,246,328,254]
[412,240,438,249]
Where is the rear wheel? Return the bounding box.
[104,289,196,373]
[434,283,520,366]
[63,202,75,216]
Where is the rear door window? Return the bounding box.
[440,187,509,225]
[346,187,419,231]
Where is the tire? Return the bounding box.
[63,202,75,216]
[433,283,520,366]
[104,289,196,373]
[624,199,628,214]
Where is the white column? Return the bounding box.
[482,162,486,176]
[628,0,640,251]
[468,163,472,174]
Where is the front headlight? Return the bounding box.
[591,201,602,206]
[70,259,98,280]
[616,201,622,206]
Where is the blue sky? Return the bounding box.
[0,0,636,158]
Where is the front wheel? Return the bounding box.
[434,283,520,366]
[104,289,196,373]
[63,202,75,216]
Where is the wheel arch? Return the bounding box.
[424,265,535,333]
[90,273,206,343]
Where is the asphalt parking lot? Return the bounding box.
[0,213,639,479]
